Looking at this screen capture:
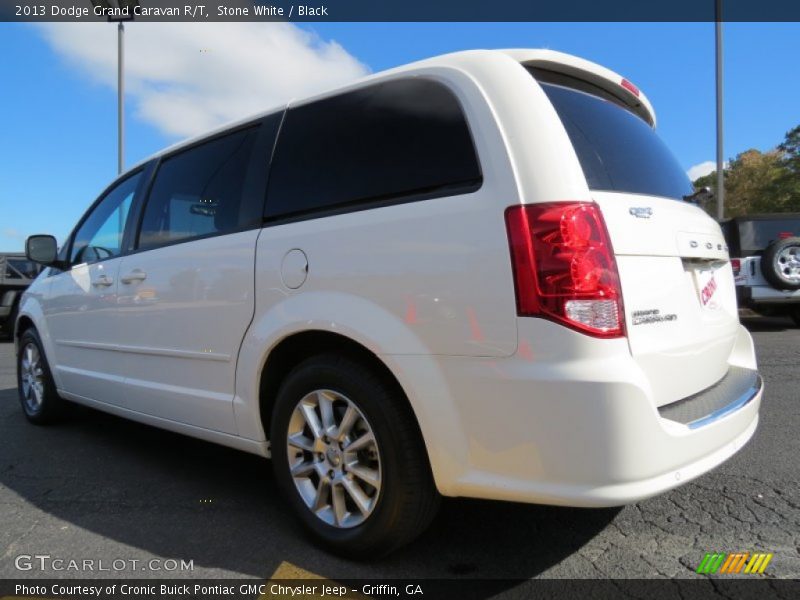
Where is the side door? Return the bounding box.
[112,117,279,433]
[42,170,144,402]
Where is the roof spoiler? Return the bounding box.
[499,49,657,128]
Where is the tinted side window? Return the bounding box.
[71,172,141,264]
[266,78,481,220]
[139,127,258,250]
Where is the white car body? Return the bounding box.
[17,49,761,509]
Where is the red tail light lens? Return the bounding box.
[505,202,625,338]
[731,258,741,276]
[621,78,640,97]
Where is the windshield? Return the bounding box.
[538,80,694,201]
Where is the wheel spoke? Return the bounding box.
[312,478,330,512]
[343,432,374,453]
[290,460,316,478]
[331,483,348,526]
[348,464,380,489]
[287,432,315,452]
[336,405,358,439]
[317,391,335,432]
[342,478,371,515]
[300,402,324,440]
[24,346,35,373]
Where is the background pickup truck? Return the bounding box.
[0,254,41,339]
[721,213,800,326]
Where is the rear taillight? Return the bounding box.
[621,78,640,97]
[731,259,741,276]
[505,202,625,338]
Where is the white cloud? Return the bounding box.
[687,161,717,181]
[687,160,731,182]
[36,23,369,139]
[2,227,24,239]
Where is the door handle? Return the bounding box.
[91,275,113,288]
[120,269,147,284]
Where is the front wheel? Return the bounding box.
[17,328,67,424]
[270,354,439,558]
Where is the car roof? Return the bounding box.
[126,48,656,173]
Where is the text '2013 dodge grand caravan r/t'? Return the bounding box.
[17,49,762,557]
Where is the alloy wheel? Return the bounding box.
[286,389,382,529]
[20,342,45,414]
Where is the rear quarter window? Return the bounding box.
[265,78,482,221]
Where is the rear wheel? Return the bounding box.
[17,328,67,424]
[270,354,439,558]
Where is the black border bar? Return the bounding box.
[3,0,800,22]
[2,578,799,600]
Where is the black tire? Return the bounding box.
[270,354,440,558]
[17,328,67,424]
[761,237,800,291]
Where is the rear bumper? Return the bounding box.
[738,284,800,306]
[396,321,761,506]
[658,367,760,429]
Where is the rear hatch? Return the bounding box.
[532,68,740,407]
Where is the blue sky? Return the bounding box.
[1,21,799,251]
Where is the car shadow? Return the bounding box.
[0,384,618,590]
[741,316,796,332]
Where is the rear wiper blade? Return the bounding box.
[683,186,714,204]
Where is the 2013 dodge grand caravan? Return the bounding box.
[17,49,762,557]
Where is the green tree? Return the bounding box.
[692,125,800,217]
[777,125,800,206]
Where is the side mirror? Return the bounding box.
[25,235,59,266]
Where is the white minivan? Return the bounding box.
[17,49,762,557]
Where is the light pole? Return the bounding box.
[117,18,125,174]
[715,1,725,220]
[90,0,139,174]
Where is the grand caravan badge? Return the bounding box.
[632,309,677,325]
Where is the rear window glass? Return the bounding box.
[735,218,800,255]
[538,81,693,201]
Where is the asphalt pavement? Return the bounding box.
[0,318,798,586]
